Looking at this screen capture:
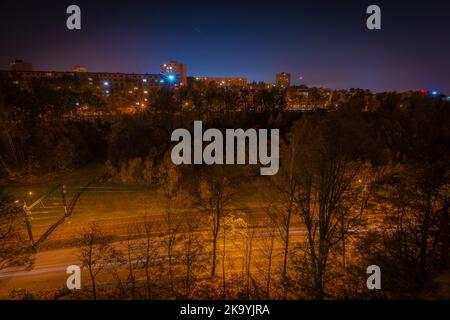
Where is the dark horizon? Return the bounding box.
[1,0,449,93]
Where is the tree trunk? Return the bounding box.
[211,202,221,278]
[266,236,274,299]
[222,231,226,295]
[211,231,218,277]
[89,269,96,300]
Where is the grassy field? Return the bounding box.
[4,164,298,250]
[0,165,306,298]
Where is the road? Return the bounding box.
[0,228,310,297]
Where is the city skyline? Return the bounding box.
[0,0,449,93]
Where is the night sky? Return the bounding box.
[0,0,449,93]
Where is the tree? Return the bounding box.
[266,133,299,278]
[198,165,239,278]
[77,223,118,299]
[0,189,34,270]
[243,224,256,298]
[256,217,277,299]
[369,162,449,289]
[156,154,183,294]
[125,232,138,299]
[356,100,450,296]
[220,215,248,296]
[136,217,161,299]
[180,213,206,298]
[291,115,369,299]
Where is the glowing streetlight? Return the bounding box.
[430,90,439,96]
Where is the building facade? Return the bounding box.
[0,70,164,90]
[71,66,88,73]
[275,72,291,88]
[194,76,247,88]
[10,59,33,71]
[160,61,187,86]
[287,86,331,111]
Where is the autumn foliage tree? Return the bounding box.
[0,189,34,271]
